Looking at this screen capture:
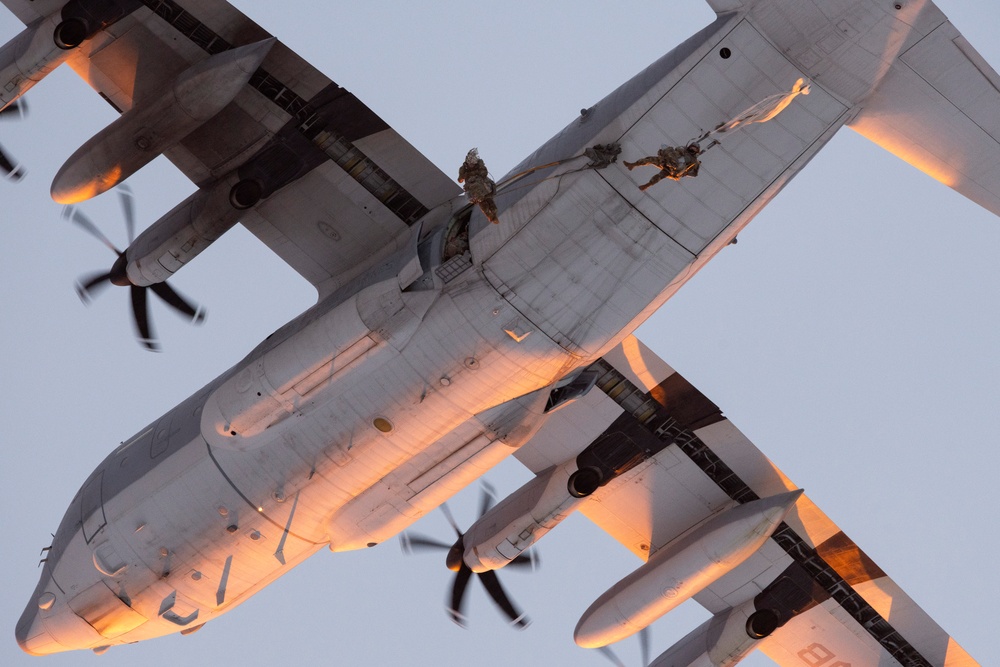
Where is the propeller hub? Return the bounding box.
[399,494,530,629]
[109,254,131,287]
[446,542,464,572]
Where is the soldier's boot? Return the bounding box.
[481,200,500,224]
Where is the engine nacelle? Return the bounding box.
[460,368,669,573]
[0,14,72,110]
[648,599,778,667]
[574,490,802,649]
[51,37,275,203]
[461,458,587,573]
[1,1,141,110]
[122,173,245,287]
[55,0,132,49]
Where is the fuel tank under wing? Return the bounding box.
[514,335,977,666]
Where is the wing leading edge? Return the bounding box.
[514,336,977,666]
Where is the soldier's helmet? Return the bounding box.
[465,148,480,165]
[686,143,702,154]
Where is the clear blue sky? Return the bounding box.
[2,2,997,665]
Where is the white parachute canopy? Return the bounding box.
[707,77,811,139]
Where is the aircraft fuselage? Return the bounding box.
[18,6,899,654]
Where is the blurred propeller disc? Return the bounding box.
[0,99,28,181]
[400,486,536,629]
[66,186,205,351]
[597,627,652,667]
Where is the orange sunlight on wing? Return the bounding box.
[66,39,138,110]
[850,114,963,189]
[621,335,660,392]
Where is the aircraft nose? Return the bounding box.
[15,599,62,656]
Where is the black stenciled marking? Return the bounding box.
[137,0,428,225]
[587,357,933,667]
[204,443,321,546]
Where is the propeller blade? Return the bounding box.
[477,485,495,518]
[67,189,206,351]
[1,100,27,181]
[477,569,529,629]
[439,503,462,539]
[117,184,136,244]
[505,551,538,570]
[150,281,205,323]
[400,533,452,554]
[595,627,652,666]
[130,285,159,351]
[597,646,627,667]
[63,206,121,255]
[597,646,624,667]
[75,271,113,303]
[638,627,651,667]
[448,566,473,627]
[0,99,26,119]
[0,144,23,181]
[410,493,536,631]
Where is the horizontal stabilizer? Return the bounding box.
[849,19,1000,217]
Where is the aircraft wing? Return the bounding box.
[694,2,1000,220]
[514,336,977,666]
[2,0,460,297]
[847,17,1000,219]
[0,0,60,24]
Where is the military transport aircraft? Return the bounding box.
[3,0,996,665]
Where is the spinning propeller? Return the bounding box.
[0,100,28,181]
[66,185,205,351]
[400,486,536,629]
[598,627,651,667]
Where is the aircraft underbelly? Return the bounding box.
[485,20,850,358]
[17,1,992,657]
[111,20,860,636]
[201,272,576,543]
[29,11,928,653]
[42,258,579,649]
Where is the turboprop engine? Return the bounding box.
[0,1,133,178]
[0,15,71,112]
[460,458,589,573]
[647,598,781,667]
[0,1,129,109]
[460,368,673,573]
[574,490,802,650]
[67,165,275,349]
[52,0,137,50]
[51,37,275,203]
[120,173,249,287]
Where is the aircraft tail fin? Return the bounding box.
[848,19,1000,217]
